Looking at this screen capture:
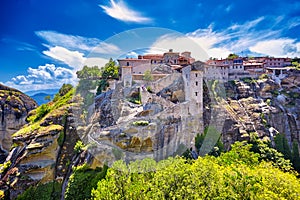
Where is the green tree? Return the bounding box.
[194,126,224,157]
[16,181,61,200]
[292,140,300,172]
[96,58,119,95]
[44,95,51,102]
[227,53,239,59]
[143,70,153,82]
[65,164,107,200]
[76,65,101,79]
[92,142,300,200]
[292,61,300,70]
[274,133,292,161]
[53,83,73,102]
[249,132,292,171]
[101,58,119,79]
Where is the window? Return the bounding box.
[195,73,198,77]
[186,74,188,78]
[127,62,129,66]
[195,92,198,96]
[196,81,198,86]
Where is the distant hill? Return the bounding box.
[25,89,59,105]
[30,92,56,105]
[25,89,59,96]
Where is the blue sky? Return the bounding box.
[1,0,300,92]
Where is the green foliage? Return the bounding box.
[146,86,153,93]
[274,133,292,161]
[227,53,239,59]
[266,98,271,106]
[16,181,61,200]
[259,74,268,79]
[96,79,109,95]
[194,126,224,157]
[249,132,292,171]
[74,140,85,154]
[101,58,119,79]
[44,95,51,102]
[143,70,153,82]
[57,131,65,146]
[53,84,73,102]
[65,164,107,200]
[128,91,141,104]
[219,141,260,166]
[76,79,97,110]
[0,161,11,174]
[92,143,300,200]
[76,65,101,79]
[292,140,300,172]
[292,61,300,70]
[27,104,51,123]
[13,85,73,137]
[132,120,149,126]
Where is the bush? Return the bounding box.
[74,141,85,154]
[132,120,149,126]
[27,104,50,123]
[92,145,300,200]
[16,181,61,200]
[65,164,107,200]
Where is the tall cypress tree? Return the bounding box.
[292,140,300,172]
[274,133,292,161]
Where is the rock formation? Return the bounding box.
[0,84,37,158]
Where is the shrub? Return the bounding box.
[132,120,149,126]
[74,140,85,154]
[65,164,107,200]
[16,181,61,200]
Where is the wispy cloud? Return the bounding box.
[249,39,300,57]
[99,0,152,23]
[4,31,115,91]
[150,16,300,59]
[42,46,85,69]
[1,38,37,52]
[36,30,120,54]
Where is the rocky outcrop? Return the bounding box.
[0,89,81,199]
[0,84,37,156]
[85,78,203,166]
[214,75,300,150]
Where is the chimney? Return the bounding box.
[169,49,173,53]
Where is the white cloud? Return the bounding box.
[42,46,109,70]
[99,0,152,23]
[149,16,300,59]
[43,46,85,69]
[36,30,120,54]
[5,64,76,91]
[249,39,300,57]
[126,51,138,58]
[84,57,109,68]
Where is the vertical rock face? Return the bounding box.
[0,88,81,199]
[0,84,37,154]
[214,75,300,150]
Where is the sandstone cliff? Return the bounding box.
[0,84,37,160]
[0,87,81,199]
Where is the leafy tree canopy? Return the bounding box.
[101,58,119,80]
[76,66,101,79]
[227,53,239,59]
[92,141,300,200]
